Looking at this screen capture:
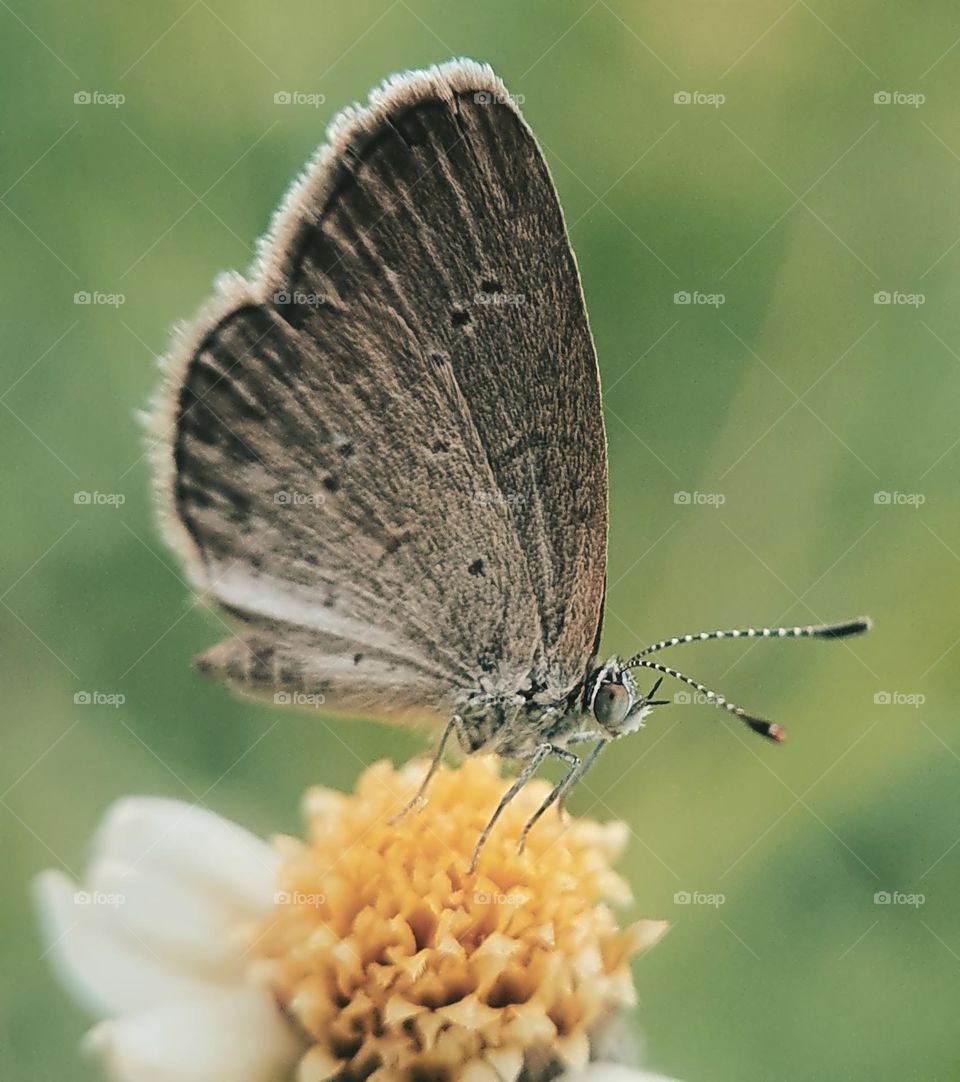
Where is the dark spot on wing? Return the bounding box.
[322,475,340,493]
[338,442,355,458]
[353,653,363,665]
[468,558,485,577]
[430,352,447,366]
[451,309,470,328]
[249,644,274,683]
[384,531,413,555]
[480,279,503,295]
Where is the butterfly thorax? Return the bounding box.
[454,673,602,758]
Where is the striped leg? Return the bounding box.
[518,736,607,853]
[389,714,464,824]
[468,742,552,874]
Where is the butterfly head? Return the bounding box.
[588,660,666,737]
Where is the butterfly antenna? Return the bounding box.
[622,616,871,742]
[623,617,871,667]
[629,659,785,741]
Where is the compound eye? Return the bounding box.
[593,681,632,730]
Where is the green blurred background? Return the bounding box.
[2,1,958,1078]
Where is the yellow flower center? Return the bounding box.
[250,756,662,1081]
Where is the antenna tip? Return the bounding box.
[815,617,872,639]
[744,715,785,741]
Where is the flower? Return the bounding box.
[35,757,670,1081]
[33,796,300,1081]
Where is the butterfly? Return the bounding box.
[153,59,870,870]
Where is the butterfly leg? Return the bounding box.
[519,736,608,852]
[389,714,464,824]
[468,742,553,874]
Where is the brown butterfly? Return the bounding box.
[152,59,870,870]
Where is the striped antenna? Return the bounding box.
[622,616,871,742]
[630,659,785,742]
[622,617,871,668]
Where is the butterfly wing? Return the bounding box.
[152,59,608,723]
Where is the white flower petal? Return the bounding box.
[85,857,253,981]
[83,986,300,1082]
[560,1066,682,1082]
[91,797,278,914]
[34,870,210,1017]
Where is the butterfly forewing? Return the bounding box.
[154,59,608,723]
